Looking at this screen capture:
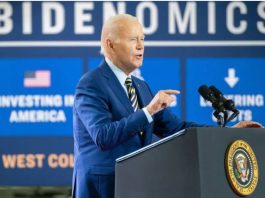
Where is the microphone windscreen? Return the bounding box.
[198,85,211,100]
[209,86,222,97]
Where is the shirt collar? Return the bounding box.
[105,57,131,86]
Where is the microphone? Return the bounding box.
[198,85,240,127]
[209,86,225,101]
[198,85,225,113]
[209,85,239,112]
[198,85,218,104]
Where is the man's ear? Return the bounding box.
[106,39,114,51]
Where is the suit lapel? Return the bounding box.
[99,61,134,114]
[99,61,152,146]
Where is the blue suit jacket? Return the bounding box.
[72,61,203,197]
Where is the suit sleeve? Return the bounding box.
[153,108,208,138]
[74,78,150,151]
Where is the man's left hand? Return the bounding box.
[232,121,264,128]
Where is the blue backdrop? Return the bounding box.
[0,1,264,186]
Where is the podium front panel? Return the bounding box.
[115,128,265,198]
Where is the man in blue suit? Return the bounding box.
[72,14,263,198]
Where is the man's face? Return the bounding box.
[111,20,145,74]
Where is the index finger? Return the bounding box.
[163,90,180,95]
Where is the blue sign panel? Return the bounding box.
[88,58,181,116]
[0,137,73,186]
[186,58,265,126]
[0,58,83,136]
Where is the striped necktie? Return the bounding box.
[125,77,144,140]
[125,77,139,112]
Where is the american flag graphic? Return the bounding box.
[24,70,51,88]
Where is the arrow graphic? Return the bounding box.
[224,68,239,88]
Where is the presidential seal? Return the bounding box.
[225,140,258,196]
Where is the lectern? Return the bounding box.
[115,127,265,198]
